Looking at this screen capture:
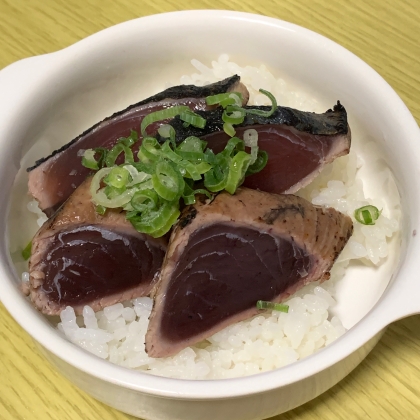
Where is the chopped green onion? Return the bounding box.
[177,136,207,157]
[94,148,109,169]
[127,200,180,238]
[204,165,228,192]
[160,141,183,164]
[117,130,138,148]
[205,92,242,107]
[222,137,245,157]
[225,92,243,108]
[138,137,161,163]
[243,128,258,164]
[256,300,289,313]
[130,161,155,175]
[123,164,151,186]
[245,89,278,117]
[354,205,382,225]
[203,149,231,192]
[223,122,236,137]
[179,110,206,129]
[104,167,130,189]
[158,124,176,148]
[189,161,212,176]
[130,189,159,212]
[183,182,212,205]
[225,151,251,194]
[246,150,268,175]
[152,161,184,201]
[95,205,107,215]
[141,105,190,137]
[105,143,134,166]
[222,110,245,125]
[177,160,200,181]
[22,241,32,260]
[82,149,99,170]
[80,89,271,239]
[90,167,136,208]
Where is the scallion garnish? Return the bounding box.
[179,109,206,129]
[83,89,276,237]
[82,149,100,170]
[104,167,130,189]
[354,205,382,225]
[141,106,206,137]
[225,151,251,194]
[141,106,190,137]
[206,89,278,138]
[22,241,32,260]
[256,300,289,313]
[223,122,236,137]
[152,161,184,201]
[95,205,107,215]
[205,92,242,107]
[105,142,134,166]
[246,150,268,175]
[117,130,139,148]
[245,89,277,118]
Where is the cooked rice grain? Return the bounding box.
[52,55,400,379]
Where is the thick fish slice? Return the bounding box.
[28,76,248,216]
[26,177,167,315]
[168,102,351,195]
[145,188,353,358]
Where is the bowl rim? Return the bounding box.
[1,9,420,400]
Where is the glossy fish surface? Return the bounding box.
[28,76,247,216]
[145,188,353,358]
[26,177,167,315]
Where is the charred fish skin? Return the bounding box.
[27,75,244,172]
[145,188,353,358]
[27,177,167,316]
[167,101,349,142]
[166,101,351,196]
[27,76,249,217]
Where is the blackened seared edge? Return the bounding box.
[27,75,241,172]
[168,101,348,143]
[178,207,198,229]
[160,223,313,342]
[262,204,306,225]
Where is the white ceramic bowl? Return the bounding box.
[1,10,420,420]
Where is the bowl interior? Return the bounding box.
[1,11,417,396]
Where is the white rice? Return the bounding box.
[27,55,400,379]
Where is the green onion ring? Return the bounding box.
[104,167,130,189]
[22,241,32,260]
[130,189,159,212]
[138,137,162,163]
[141,105,190,137]
[105,143,134,167]
[225,151,251,194]
[82,149,99,170]
[256,300,289,313]
[128,200,180,238]
[179,110,206,129]
[152,161,184,201]
[244,89,278,117]
[354,205,382,225]
[90,168,135,208]
[246,150,268,175]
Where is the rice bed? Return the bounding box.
[26,55,400,379]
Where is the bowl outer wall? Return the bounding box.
[37,332,384,420]
[0,10,419,401]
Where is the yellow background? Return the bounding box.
[0,1,419,419]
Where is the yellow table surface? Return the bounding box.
[0,1,419,419]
